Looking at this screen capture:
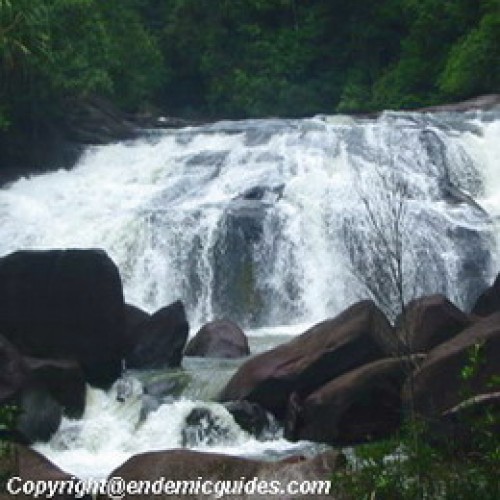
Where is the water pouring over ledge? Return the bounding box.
[1,109,500,477]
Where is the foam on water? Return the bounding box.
[34,383,313,479]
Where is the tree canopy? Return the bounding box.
[0,0,499,135]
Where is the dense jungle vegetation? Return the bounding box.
[0,0,499,146]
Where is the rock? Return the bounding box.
[472,273,500,317]
[143,371,191,400]
[14,359,85,443]
[219,301,391,419]
[123,303,150,354]
[0,445,90,499]
[0,249,125,388]
[16,388,63,444]
[237,184,284,202]
[0,96,139,185]
[405,312,500,417]
[125,300,189,369]
[23,358,86,419]
[181,407,235,447]
[184,319,250,359]
[211,200,269,326]
[286,356,425,446]
[106,449,344,500]
[63,96,136,145]
[394,294,472,353]
[140,394,161,422]
[224,400,277,438]
[0,335,28,402]
[14,358,85,444]
[1,336,86,443]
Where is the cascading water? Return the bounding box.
[1,109,499,477]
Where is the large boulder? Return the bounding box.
[22,358,86,419]
[184,319,250,359]
[15,358,85,444]
[1,336,86,444]
[394,294,472,354]
[472,273,500,317]
[15,386,63,444]
[0,249,125,388]
[404,312,500,418]
[0,335,28,402]
[224,400,277,438]
[106,449,344,500]
[0,445,90,499]
[219,301,391,419]
[123,303,151,354]
[180,407,237,448]
[286,356,425,446]
[125,300,189,369]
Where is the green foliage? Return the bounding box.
[0,0,50,79]
[439,12,500,98]
[334,420,500,499]
[0,404,19,486]
[97,0,167,111]
[0,0,165,136]
[461,342,486,383]
[334,345,500,499]
[1,0,499,149]
[45,0,114,96]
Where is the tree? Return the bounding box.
[343,165,410,325]
[439,11,500,99]
[342,147,428,430]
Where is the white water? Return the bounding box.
[35,335,319,479]
[2,110,500,477]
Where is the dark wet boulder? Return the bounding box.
[123,303,150,352]
[1,336,85,443]
[181,407,235,447]
[23,358,86,419]
[125,300,189,369]
[211,201,268,326]
[16,386,63,443]
[394,294,472,354]
[184,319,250,359]
[0,335,29,402]
[143,370,191,400]
[219,301,391,419]
[0,249,125,388]
[15,359,85,444]
[286,356,425,446]
[0,445,90,499]
[63,95,136,145]
[472,273,500,317]
[224,400,276,438]
[106,449,344,500]
[237,184,284,202]
[404,312,500,418]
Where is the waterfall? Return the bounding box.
[4,109,500,478]
[1,111,498,327]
